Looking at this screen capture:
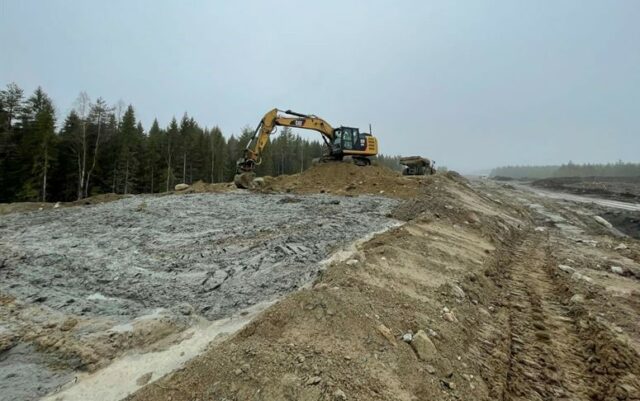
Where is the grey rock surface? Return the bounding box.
[0,193,398,321]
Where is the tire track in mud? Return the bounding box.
[502,235,591,400]
[484,231,640,400]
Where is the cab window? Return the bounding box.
[342,128,353,149]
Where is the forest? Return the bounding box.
[0,82,402,203]
[491,162,640,179]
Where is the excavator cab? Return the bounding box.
[332,127,365,153]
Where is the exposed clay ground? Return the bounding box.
[532,176,640,202]
[0,191,398,400]
[2,166,640,401]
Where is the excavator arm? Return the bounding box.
[234,107,378,188]
[236,108,334,174]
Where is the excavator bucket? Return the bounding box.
[234,172,256,189]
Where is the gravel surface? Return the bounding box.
[0,192,398,321]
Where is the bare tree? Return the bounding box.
[84,98,112,198]
[73,92,90,200]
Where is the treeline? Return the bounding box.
[376,154,404,172]
[491,161,640,179]
[0,83,326,203]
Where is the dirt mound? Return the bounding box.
[177,180,235,194]
[258,163,429,199]
[127,171,527,401]
[73,193,126,205]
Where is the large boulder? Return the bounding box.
[411,330,438,361]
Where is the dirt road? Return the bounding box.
[518,182,640,212]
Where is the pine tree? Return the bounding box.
[17,87,56,201]
[117,105,140,194]
[0,83,25,201]
[146,119,163,193]
[165,117,179,191]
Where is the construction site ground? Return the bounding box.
[1,164,639,401]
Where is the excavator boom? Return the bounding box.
[237,108,334,174]
[235,108,378,188]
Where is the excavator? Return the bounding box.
[234,108,379,188]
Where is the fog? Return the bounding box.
[2,0,638,172]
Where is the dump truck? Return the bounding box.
[400,156,436,175]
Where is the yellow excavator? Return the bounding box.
[234,108,379,188]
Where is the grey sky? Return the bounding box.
[1,0,638,172]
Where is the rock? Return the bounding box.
[59,317,78,332]
[345,259,359,266]
[571,272,593,284]
[575,238,599,247]
[333,389,347,400]
[296,354,305,363]
[450,284,465,299]
[174,183,189,191]
[467,212,480,223]
[278,196,303,204]
[377,324,397,346]
[136,372,153,385]
[534,226,546,232]
[441,379,456,390]
[611,266,624,275]
[0,332,17,353]
[306,376,321,385]
[411,330,438,361]
[570,294,585,304]
[234,368,242,376]
[177,303,193,315]
[614,243,628,250]
[425,364,436,374]
[443,311,458,322]
[558,264,576,274]
[402,333,413,343]
[594,216,613,229]
[54,202,61,208]
[203,270,228,291]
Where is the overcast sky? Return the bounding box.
[1,0,638,172]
